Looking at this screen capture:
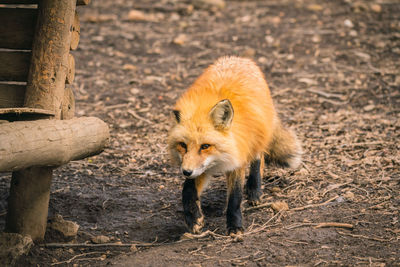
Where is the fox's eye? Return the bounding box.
[200,144,211,150]
[178,142,187,150]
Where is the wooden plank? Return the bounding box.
[0,8,37,50]
[0,51,31,82]
[0,0,90,5]
[0,84,26,108]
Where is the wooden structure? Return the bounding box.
[0,0,109,241]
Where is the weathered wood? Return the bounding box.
[61,87,75,119]
[0,107,54,116]
[0,51,31,82]
[5,167,52,242]
[8,0,77,242]
[70,12,80,50]
[24,0,76,118]
[0,0,90,5]
[0,116,109,172]
[0,8,37,50]
[0,84,26,108]
[66,54,75,84]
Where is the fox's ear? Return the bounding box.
[209,99,234,130]
[172,110,181,123]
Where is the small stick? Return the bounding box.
[244,202,272,212]
[314,222,354,229]
[290,196,339,211]
[180,230,225,240]
[337,231,394,242]
[51,252,103,266]
[44,241,160,248]
[127,110,153,124]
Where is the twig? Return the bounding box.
[244,211,283,236]
[337,231,394,242]
[180,230,225,240]
[44,240,160,248]
[314,222,354,229]
[286,221,353,230]
[244,202,273,212]
[51,252,104,266]
[307,88,345,100]
[127,109,153,124]
[290,196,339,211]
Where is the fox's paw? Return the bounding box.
[246,189,262,206]
[228,227,244,242]
[186,215,204,234]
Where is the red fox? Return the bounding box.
[168,56,302,237]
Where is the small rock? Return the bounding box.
[91,235,110,244]
[363,104,375,111]
[173,34,188,45]
[370,4,382,13]
[349,30,358,37]
[126,10,156,22]
[265,35,274,45]
[311,35,321,43]
[241,48,256,58]
[271,201,289,212]
[193,0,226,10]
[258,57,268,64]
[344,19,354,28]
[47,214,79,242]
[0,233,33,266]
[307,4,323,11]
[122,64,137,71]
[343,191,355,201]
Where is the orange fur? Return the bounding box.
[169,56,287,175]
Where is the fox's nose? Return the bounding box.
[182,169,193,177]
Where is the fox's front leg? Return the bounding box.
[182,174,209,234]
[226,168,245,236]
[246,154,264,206]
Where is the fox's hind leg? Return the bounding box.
[226,168,245,236]
[182,174,209,234]
[245,154,264,206]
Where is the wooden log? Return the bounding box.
[0,116,109,172]
[24,0,76,118]
[0,8,37,50]
[0,84,26,108]
[5,167,52,242]
[0,51,31,82]
[66,54,75,84]
[61,86,75,119]
[0,0,90,5]
[70,12,80,50]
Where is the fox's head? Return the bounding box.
[168,99,240,179]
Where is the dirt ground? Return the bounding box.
[0,0,399,266]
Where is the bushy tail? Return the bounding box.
[265,121,302,169]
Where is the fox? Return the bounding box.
[168,56,302,237]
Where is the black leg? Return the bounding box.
[246,158,262,206]
[226,179,243,235]
[182,179,203,233]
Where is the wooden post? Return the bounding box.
[6,0,77,242]
[24,0,76,118]
[5,167,52,239]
